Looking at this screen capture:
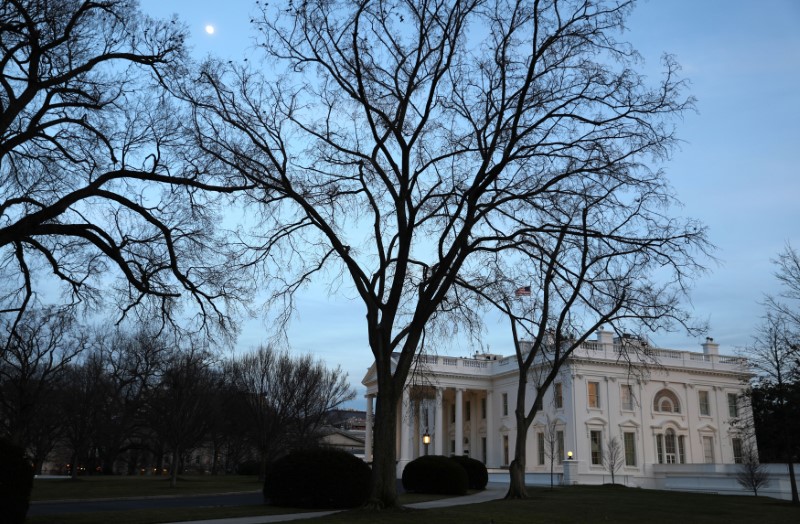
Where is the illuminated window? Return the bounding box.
[588,382,600,408]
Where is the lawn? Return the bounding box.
[296,486,798,524]
[27,475,448,524]
[27,479,799,524]
[31,475,263,501]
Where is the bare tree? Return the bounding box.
[146,344,219,487]
[185,0,699,507]
[227,346,355,480]
[748,315,799,503]
[541,415,560,490]
[0,0,244,342]
[0,307,87,471]
[736,438,770,497]
[474,194,706,498]
[603,436,623,485]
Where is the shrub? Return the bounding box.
[235,460,260,476]
[0,439,34,524]
[263,447,370,509]
[449,455,489,490]
[402,455,468,495]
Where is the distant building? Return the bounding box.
[362,328,754,490]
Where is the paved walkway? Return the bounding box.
[168,483,508,524]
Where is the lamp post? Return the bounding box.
[567,451,573,460]
[422,431,431,455]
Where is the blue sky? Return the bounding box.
[138,0,800,399]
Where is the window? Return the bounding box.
[465,400,471,421]
[703,436,714,463]
[537,432,545,465]
[590,430,602,465]
[656,434,663,464]
[588,381,600,408]
[557,430,565,464]
[481,397,487,419]
[621,384,634,411]
[554,383,563,409]
[653,389,681,413]
[664,429,677,464]
[503,435,509,466]
[482,437,487,463]
[502,393,508,416]
[732,437,743,464]
[699,390,711,416]
[451,404,456,423]
[623,432,636,466]
[728,393,739,418]
[656,430,685,464]
[451,439,456,454]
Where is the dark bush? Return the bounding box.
[402,455,468,495]
[0,439,34,524]
[449,455,489,490]
[235,460,260,476]
[263,448,370,509]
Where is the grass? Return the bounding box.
[28,480,799,524]
[295,485,799,524]
[31,475,263,501]
[28,475,450,524]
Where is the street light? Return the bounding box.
[567,451,574,460]
[422,431,431,455]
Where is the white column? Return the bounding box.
[485,390,495,466]
[435,388,444,455]
[364,394,374,462]
[397,388,411,477]
[455,388,464,456]
[469,392,477,458]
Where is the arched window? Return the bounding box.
[655,428,686,464]
[653,389,681,414]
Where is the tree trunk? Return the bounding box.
[169,448,179,487]
[506,421,529,499]
[366,386,399,509]
[70,450,79,480]
[788,460,799,505]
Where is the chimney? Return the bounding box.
[701,337,719,355]
[596,326,615,348]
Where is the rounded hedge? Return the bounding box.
[449,455,489,490]
[263,448,370,509]
[401,455,468,495]
[0,439,34,524]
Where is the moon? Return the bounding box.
[205,24,215,35]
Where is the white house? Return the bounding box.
[362,328,758,491]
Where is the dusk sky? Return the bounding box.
[138,0,800,401]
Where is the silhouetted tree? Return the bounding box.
[185,0,698,507]
[747,245,800,504]
[146,345,219,487]
[0,307,86,470]
[227,346,354,479]
[0,0,243,342]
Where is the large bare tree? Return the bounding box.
[468,173,708,497]
[185,0,699,507]
[0,0,244,341]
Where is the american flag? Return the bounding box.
[514,286,531,297]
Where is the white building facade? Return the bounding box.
[362,328,753,490]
